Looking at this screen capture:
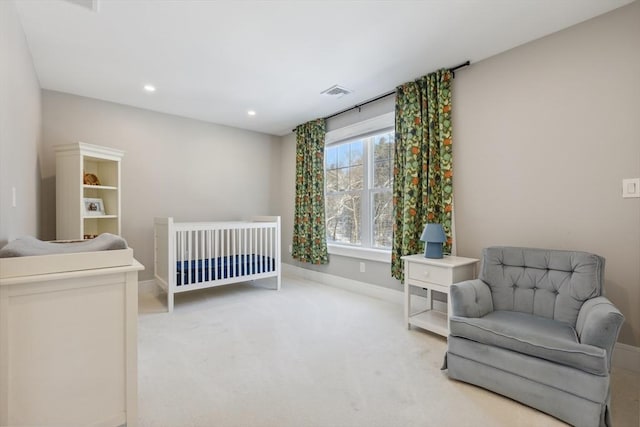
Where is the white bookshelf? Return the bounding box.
[55,142,125,240]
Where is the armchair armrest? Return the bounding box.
[450,279,493,318]
[576,296,624,372]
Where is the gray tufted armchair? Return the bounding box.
[444,247,624,427]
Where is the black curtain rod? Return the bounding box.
[323,90,395,121]
[293,60,470,132]
[450,60,471,74]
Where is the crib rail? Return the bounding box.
[174,222,278,287]
[154,216,281,312]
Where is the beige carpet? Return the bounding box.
[138,275,639,427]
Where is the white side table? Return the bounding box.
[402,254,479,337]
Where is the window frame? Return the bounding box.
[324,112,395,263]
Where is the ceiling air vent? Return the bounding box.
[62,0,100,12]
[321,85,352,98]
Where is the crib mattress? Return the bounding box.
[176,254,275,286]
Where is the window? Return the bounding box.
[325,128,394,251]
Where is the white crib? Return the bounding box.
[154,216,281,312]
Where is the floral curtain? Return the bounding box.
[292,119,329,264]
[391,69,454,280]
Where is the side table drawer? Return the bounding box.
[408,262,450,286]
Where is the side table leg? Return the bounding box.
[404,261,410,329]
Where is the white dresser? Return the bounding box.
[402,254,478,337]
[0,249,143,427]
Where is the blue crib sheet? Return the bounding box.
[176,254,275,286]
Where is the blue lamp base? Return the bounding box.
[424,242,444,259]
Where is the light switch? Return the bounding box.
[622,178,640,198]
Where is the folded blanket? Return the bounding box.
[0,233,128,258]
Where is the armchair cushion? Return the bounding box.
[449,279,493,318]
[480,247,604,327]
[450,310,608,375]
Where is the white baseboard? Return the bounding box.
[613,342,640,373]
[282,263,640,373]
[282,263,403,305]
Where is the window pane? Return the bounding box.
[349,165,363,190]
[350,140,363,166]
[337,144,349,167]
[326,146,337,169]
[326,193,362,245]
[373,159,391,188]
[373,131,394,189]
[336,167,349,191]
[373,136,387,162]
[326,169,338,192]
[373,191,393,248]
[373,132,393,162]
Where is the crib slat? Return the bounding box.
[194,230,199,283]
[256,227,259,275]
[207,230,211,282]
[200,230,203,283]
[230,228,234,279]
[179,231,185,285]
[180,231,185,286]
[188,231,192,285]
[232,228,236,278]
[261,227,264,273]
[256,227,260,273]
[249,227,253,275]
[272,226,275,271]
[214,229,219,281]
[254,227,258,274]
[244,227,248,275]
[268,226,272,272]
[226,228,230,280]
[241,229,244,276]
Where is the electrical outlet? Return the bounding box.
[622,178,640,198]
[359,262,365,273]
[288,244,293,253]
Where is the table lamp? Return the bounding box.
[420,223,446,259]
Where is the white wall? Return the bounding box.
[41,91,281,280]
[279,2,640,346]
[0,0,42,246]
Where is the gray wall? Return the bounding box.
[279,2,640,345]
[40,91,281,280]
[0,1,42,246]
[453,2,640,345]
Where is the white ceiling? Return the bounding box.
[15,0,633,136]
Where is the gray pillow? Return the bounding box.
[0,233,128,258]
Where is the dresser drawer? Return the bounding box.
[407,262,451,286]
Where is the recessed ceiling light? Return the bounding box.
[143,84,156,92]
[247,110,256,116]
